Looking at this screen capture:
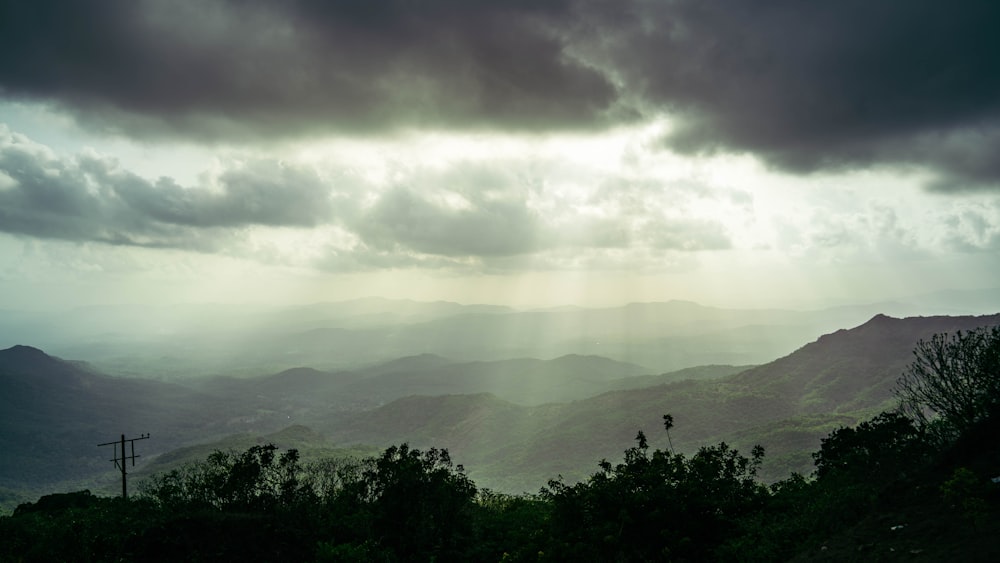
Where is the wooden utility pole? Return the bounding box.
[97,433,150,499]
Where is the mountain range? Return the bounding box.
[2,309,1000,503]
[315,313,1000,490]
[4,291,999,379]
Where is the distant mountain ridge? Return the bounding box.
[192,353,653,412]
[7,294,996,377]
[0,346,659,492]
[3,311,1000,495]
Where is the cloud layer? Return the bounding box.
[0,0,618,136]
[0,127,749,270]
[0,128,334,250]
[2,0,999,188]
[606,1,1000,190]
[4,124,998,279]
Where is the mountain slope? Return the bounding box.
[731,313,1000,413]
[324,314,1000,491]
[0,346,289,489]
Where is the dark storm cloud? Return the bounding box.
[3,1,999,187]
[0,131,336,247]
[585,0,1000,189]
[0,0,618,137]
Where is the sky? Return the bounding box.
[1,0,999,311]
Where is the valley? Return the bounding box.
[3,297,1000,506]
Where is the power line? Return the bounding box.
[97,433,150,500]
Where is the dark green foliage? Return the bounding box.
[327,444,479,561]
[812,410,929,481]
[139,442,482,561]
[543,427,767,561]
[141,444,314,512]
[897,326,1000,437]
[469,491,550,562]
[2,443,482,562]
[1,496,161,562]
[12,489,97,515]
[0,424,996,562]
[721,339,1000,562]
[757,327,1000,557]
[940,467,991,527]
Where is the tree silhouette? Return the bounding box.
[544,416,766,561]
[141,444,313,512]
[897,326,1000,437]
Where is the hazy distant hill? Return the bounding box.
[4,295,986,378]
[0,298,516,377]
[338,354,651,406]
[602,364,750,391]
[323,313,1000,491]
[192,353,651,412]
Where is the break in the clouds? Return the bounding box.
[2,0,1000,188]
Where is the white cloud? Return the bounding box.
[1,119,999,308]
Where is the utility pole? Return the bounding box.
[98,433,150,500]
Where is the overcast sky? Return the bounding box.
[1,0,998,310]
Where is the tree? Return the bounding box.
[896,326,1000,436]
[812,411,928,481]
[331,444,478,560]
[543,416,767,561]
[141,444,313,512]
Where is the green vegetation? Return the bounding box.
[3,415,999,561]
[898,326,1000,438]
[3,328,1000,561]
